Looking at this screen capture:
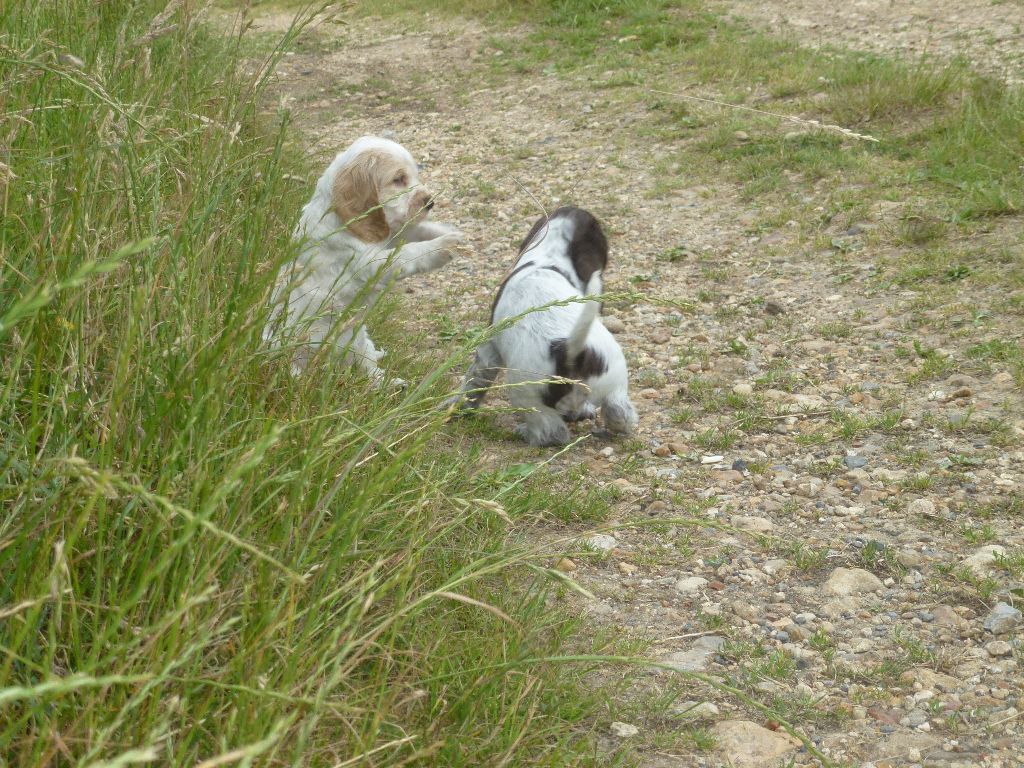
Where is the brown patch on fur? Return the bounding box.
[332,150,391,243]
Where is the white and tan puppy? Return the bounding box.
[265,136,461,383]
[456,206,638,446]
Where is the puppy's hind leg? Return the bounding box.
[348,327,404,389]
[517,407,572,447]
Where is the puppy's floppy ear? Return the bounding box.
[331,151,390,243]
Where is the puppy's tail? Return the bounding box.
[566,271,603,360]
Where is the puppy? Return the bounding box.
[456,206,638,446]
[265,136,461,383]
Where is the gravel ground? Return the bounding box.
[720,0,1024,84]
[244,6,1024,766]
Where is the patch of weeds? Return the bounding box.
[766,693,848,728]
[907,339,954,383]
[825,53,965,125]
[976,494,1023,519]
[701,127,859,198]
[633,367,668,388]
[727,337,749,355]
[720,638,767,664]
[900,473,934,492]
[994,549,1024,579]
[945,264,972,282]
[932,564,1000,603]
[967,339,1023,364]
[856,540,906,578]
[436,313,476,343]
[808,628,836,658]
[831,410,871,439]
[677,377,726,410]
[695,608,727,632]
[794,430,830,447]
[755,362,802,392]
[785,541,828,573]
[695,428,739,451]
[746,650,797,683]
[671,406,695,426]
[733,407,772,434]
[891,626,936,666]
[818,321,853,340]
[896,447,930,468]
[683,727,717,752]
[657,245,693,263]
[920,78,1024,218]
[895,213,948,246]
[960,523,998,545]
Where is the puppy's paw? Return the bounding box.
[432,232,464,265]
[561,402,598,423]
[367,367,406,392]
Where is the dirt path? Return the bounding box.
[720,0,1024,84]
[248,6,1023,766]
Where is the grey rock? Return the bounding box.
[663,635,727,672]
[823,567,884,596]
[984,602,1022,635]
[843,454,868,469]
[905,708,929,727]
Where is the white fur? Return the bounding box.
[264,136,461,383]
[458,213,638,446]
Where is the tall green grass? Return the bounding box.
[0,2,605,765]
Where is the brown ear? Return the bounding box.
[331,152,389,243]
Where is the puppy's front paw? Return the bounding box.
[432,232,464,265]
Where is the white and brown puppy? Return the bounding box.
[265,136,461,383]
[456,206,638,446]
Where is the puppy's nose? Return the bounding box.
[425,197,435,211]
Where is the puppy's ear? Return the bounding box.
[332,152,390,242]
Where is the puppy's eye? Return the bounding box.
[393,173,408,185]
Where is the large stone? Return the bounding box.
[907,498,936,517]
[586,534,618,552]
[931,604,968,630]
[712,720,800,768]
[663,635,726,672]
[985,640,1012,657]
[823,567,884,597]
[609,721,639,738]
[984,602,1022,635]
[603,316,626,333]
[731,515,773,533]
[911,668,963,693]
[820,597,858,619]
[962,545,1007,577]
[675,576,708,594]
